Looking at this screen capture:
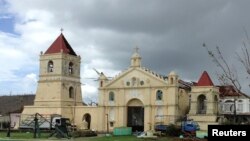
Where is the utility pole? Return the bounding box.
[6,112,11,137]
[106,114,109,134]
[33,113,38,138]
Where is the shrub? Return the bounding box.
[165,124,182,137]
[71,129,97,138]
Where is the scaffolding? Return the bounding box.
[19,113,71,139]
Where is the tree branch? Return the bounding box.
[203,43,242,93]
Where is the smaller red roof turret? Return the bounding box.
[44,33,77,56]
[196,71,214,86]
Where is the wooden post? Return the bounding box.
[106,114,109,134]
[6,112,11,137]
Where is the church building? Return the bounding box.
[22,33,220,132]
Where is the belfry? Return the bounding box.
[22,33,83,120]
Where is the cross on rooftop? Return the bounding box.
[60,28,64,33]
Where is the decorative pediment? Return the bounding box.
[104,67,167,88]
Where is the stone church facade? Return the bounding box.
[22,33,219,132]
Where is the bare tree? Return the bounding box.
[203,29,250,93]
[203,43,244,93]
[237,30,250,77]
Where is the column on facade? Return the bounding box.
[144,105,152,131]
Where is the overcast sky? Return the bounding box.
[0,0,250,103]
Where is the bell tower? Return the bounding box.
[188,71,219,130]
[34,33,83,107]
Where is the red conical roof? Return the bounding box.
[44,33,77,56]
[196,71,214,86]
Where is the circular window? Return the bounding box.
[140,81,144,85]
[126,81,130,86]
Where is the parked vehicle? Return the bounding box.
[154,120,200,137]
[181,120,200,132]
[181,120,200,138]
[49,117,72,138]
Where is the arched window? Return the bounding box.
[237,100,243,112]
[69,62,73,74]
[82,113,91,129]
[109,91,114,101]
[69,87,74,98]
[197,95,206,114]
[48,61,54,72]
[170,77,174,84]
[224,100,234,113]
[100,81,103,87]
[156,90,163,101]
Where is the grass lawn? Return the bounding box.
[0,132,207,141]
[0,131,51,139]
[0,131,177,141]
[73,135,177,141]
[73,135,207,141]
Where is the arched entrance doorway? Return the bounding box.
[127,99,144,132]
[197,95,206,114]
[83,113,91,129]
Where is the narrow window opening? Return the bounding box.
[69,62,73,74]
[109,91,115,101]
[170,77,174,84]
[48,61,54,72]
[100,81,103,87]
[69,87,74,98]
[156,90,163,101]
